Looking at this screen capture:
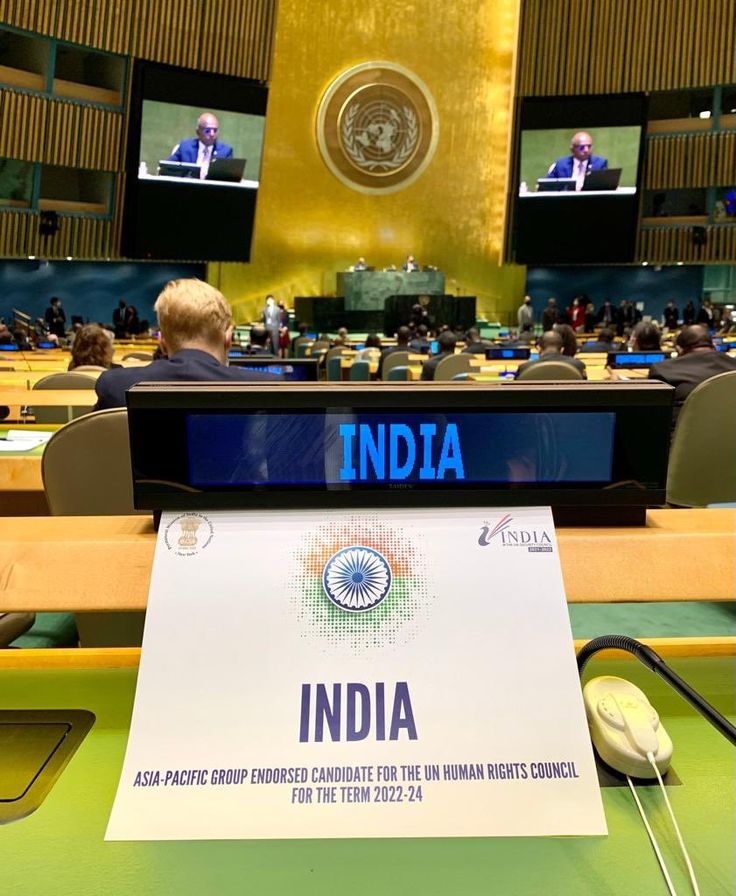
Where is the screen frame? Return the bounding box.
[510,92,648,265]
[126,382,674,524]
[121,59,268,262]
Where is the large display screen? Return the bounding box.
[513,94,647,264]
[122,61,268,262]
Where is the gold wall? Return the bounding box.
[215,0,525,325]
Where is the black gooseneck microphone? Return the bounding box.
[577,634,736,747]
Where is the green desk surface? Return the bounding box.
[0,657,734,895]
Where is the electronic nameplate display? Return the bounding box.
[486,347,531,361]
[607,352,666,368]
[227,358,319,381]
[126,382,674,525]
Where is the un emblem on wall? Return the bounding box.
[317,62,439,194]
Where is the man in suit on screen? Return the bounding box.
[547,131,607,191]
[167,112,233,179]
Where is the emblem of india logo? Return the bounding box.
[317,62,439,194]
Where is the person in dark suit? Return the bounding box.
[402,254,420,272]
[262,295,282,354]
[647,325,736,424]
[378,325,411,377]
[167,112,233,178]
[420,331,457,381]
[461,327,492,354]
[112,300,127,339]
[515,331,587,378]
[94,279,278,410]
[245,325,276,357]
[541,298,559,332]
[44,296,66,339]
[596,299,616,328]
[579,327,617,353]
[547,132,607,190]
[663,301,679,330]
[409,323,431,354]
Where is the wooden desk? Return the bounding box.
[0,428,50,514]
[0,509,733,613]
[0,389,97,407]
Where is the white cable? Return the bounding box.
[626,775,678,896]
[647,752,702,896]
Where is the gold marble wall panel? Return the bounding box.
[519,0,736,95]
[217,0,524,324]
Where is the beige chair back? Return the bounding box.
[433,352,473,381]
[42,407,138,515]
[516,360,583,381]
[381,350,410,379]
[32,371,99,424]
[666,369,736,507]
[42,408,145,646]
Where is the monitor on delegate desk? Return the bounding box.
[227,358,319,381]
[126,381,674,526]
[157,160,200,178]
[486,347,531,360]
[608,351,666,368]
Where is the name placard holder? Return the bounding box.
[106,506,606,840]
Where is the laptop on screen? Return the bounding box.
[581,168,622,191]
[157,160,200,178]
[205,158,247,183]
[536,178,576,192]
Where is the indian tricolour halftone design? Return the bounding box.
[290,516,434,654]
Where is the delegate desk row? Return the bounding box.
[0,345,157,373]
[0,511,734,894]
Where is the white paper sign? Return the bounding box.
[106,506,606,840]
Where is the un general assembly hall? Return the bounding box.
[0,1,734,894]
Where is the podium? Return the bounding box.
[337,271,445,310]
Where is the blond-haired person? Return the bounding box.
[94,279,277,410]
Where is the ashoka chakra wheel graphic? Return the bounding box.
[322,546,392,612]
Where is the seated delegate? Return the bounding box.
[94,279,278,410]
[547,131,607,190]
[167,112,233,179]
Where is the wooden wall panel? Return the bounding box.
[644,133,736,190]
[0,0,276,80]
[131,0,204,71]
[198,0,275,81]
[75,104,122,171]
[16,212,112,258]
[519,0,736,95]
[638,225,736,264]
[0,89,47,161]
[0,209,30,255]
